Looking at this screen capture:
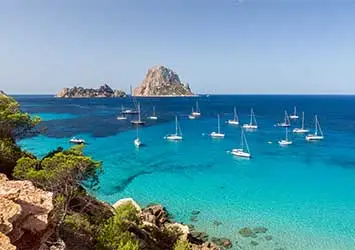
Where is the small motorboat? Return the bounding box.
[69,137,86,144]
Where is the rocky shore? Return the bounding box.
[133,65,194,96]
[55,84,126,98]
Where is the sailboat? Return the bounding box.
[188,107,196,119]
[276,110,291,127]
[117,105,127,120]
[242,108,258,129]
[210,114,225,138]
[289,106,299,119]
[278,127,293,146]
[227,107,239,125]
[122,86,138,115]
[305,115,324,141]
[293,112,309,133]
[232,129,251,158]
[134,126,142,147]
[165,116,183,140]
[148,106,158,120]
[130,103,146,125]
[191,100,201,117]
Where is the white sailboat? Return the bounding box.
[227,107,239,125]
[293,112,309,133]
[232,129,251,158]
[188,107,196,119]
[122,86,139,115]
[276,110,291,127]
[278,127,293,146]
[242,108,258,129]
[69,137,86,144]
[165,116,183,140]
[191,101,201,117]
[305,115,324,141]
[148,106,158,120]
[289,106,299,119]
[211,114,225,138]
[134,126,142,147]
[117,105,127,120]
[130,103,146,125]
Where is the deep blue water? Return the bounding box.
[16,95,355,250]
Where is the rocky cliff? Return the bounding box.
[133,66,194,96]
[0,174,54,250]
[56,84,126,98]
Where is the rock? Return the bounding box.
[213,220,222,226]
[133,65,194,96]
[265,235,273,241]
[253,226,268,234]
[211,237,232,249]
[192,210,201,215]
[190,215,198,222]
[113,197,142,212]
[189,231,209,244]
[238,227,256,238]
[139,204,169,226]
[0,232,16,250]
[56,84,126,98]
[165,223,190,240]
[251,240,259,246]
[187,224,196,231]
[191,242,219,250]
[0,178,53,249]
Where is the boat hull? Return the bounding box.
[276,123,290,127]
[242,124,258,129]
[210,132,225,138]
[122,110,138,115]
[232,149,251,158]
[134,139,142,147]
[305,135,324,141]
[278,140,293,145]
[191,112,201,116]
[289,115,299,119]
[148,116,158,120]
[165,135,183,141]
[293,128,309,133]
[188,115,196,119]
[228,120,239,125]
[131,120,146,125]
[116,116,127,120]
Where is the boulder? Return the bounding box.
[140,204,168,226]
[0,177,54,249]
[165,223,190,241]
[133,65,194,96]
[191,242,219,250]
[238,227,256,238]
[211,237,232,249]
[113,197,142,212]
[0,233,16,250]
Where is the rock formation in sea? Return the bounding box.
[55,84,126,98]
[133,65,194,96]
[0,174,54,250]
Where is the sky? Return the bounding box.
[1,0,355,94]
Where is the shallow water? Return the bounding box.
[17,95,355,250]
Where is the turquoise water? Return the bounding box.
[17,95,355,250]
[31,112,78,121]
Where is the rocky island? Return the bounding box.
[55,84,126,98]
[133,65,194,96]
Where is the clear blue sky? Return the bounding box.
[1,0,355,94]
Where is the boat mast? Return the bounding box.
[240,129,244,149]
[136,125,139,139]
[301,112,305,129]
[138,103,141,122]
[250,109,253,125]
[244,130,250,153]
[285,127,288,141]
[234,107,237,121]
[294,106,297,116]
[175,116,178,135]
[196,101,199,113]
[314,115,318,135]
[153,106,156,116]
[217,114,220,133]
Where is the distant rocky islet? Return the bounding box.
[55,65,195,98]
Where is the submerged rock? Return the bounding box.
[251,240,259,246]
[213,220,222,226]
[189,231,209,244]
[253,226,268,234]
[133,65,194,96]
[211,237,232,249]
[265,235,273,241]
[192,210,201,215]
[238,227,256,238]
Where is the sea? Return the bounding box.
[16,95,355,250]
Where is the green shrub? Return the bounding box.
[174,239,190,250]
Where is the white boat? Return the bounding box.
[211,114,225,138]
[278,127,293,146]
[117,105,127,120]
[148,106,158,120]
[191,101,201,117]
[69,137,86,144]
[130,103,146,125]
[242,108,258,129]
[293,112,309,133]
[232,129,251,158]
[134,126,142,147]
[305,115,324,141]
[227,107,239,125]
[289,106,299,119]
[276,110,291,127]
[165,116,183,140]
[123,86,139,115]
